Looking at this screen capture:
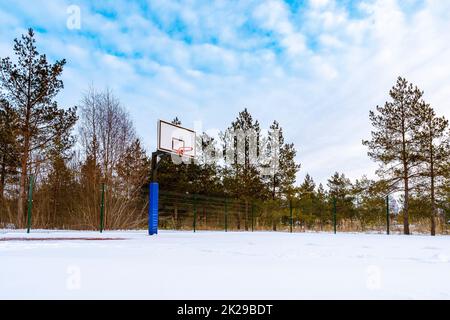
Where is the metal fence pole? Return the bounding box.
[289,199,293,233]
[386,195,390,235]
[26,175,34,234]
[100,183,105,233]
[333,197,337,234]
[224,198,228,232]
[251,201,255,232]
[193,195,197,233]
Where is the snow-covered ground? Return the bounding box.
[1,230,449,300]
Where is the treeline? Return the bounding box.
[0,29,449,234]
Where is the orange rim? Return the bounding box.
[176,147,193,156]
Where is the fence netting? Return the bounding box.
[1,187,448,234]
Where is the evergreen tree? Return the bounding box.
[297,174,316,228]
[79,153,102,227]
[279,142,300,198]
[412,102,449,235]
[315,183,328,230]
[191,132,222,196]
[116,138,150,199]
[265,121,284,199]
[0,98,19,198]
[327,172,355,225]
[408,194,432,225]
[221,109,268,200]
[0,29,77,226]
[221,109,270,231]
[441,166,450,226]
[299,174,316,194]
[172,117,182,126]
[43,137,77,224]
[352,176,385,230]
[264,121,301,200]
[363,77,423,235]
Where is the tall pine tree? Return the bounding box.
[221,108,267,199]
[413,102,449,235]
[264,120,300,200]
[0,29,77,226]
[363,77,423,234]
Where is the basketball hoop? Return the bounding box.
[176,146,193,157]
[157,120,196,159]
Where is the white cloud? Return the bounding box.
[318,34,344,49]
[253,0,307,56]
[309,0,330,9]
[0,0,449,187]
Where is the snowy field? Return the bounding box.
[1,230,449,300]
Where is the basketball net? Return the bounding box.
[176,146,193,157]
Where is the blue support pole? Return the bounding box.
[149,182,159,235]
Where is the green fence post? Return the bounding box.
[289,199,293,233]
[251,201,255,232]
[333,197,337,234]
[193,195,197,233]
[100,183,105,233]
[26,175,34,234]
[386,195,390,235]
[224,198,228,232]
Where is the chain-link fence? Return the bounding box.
[1,185,448,235]
[0,176,149,231]
[158,190,449,235]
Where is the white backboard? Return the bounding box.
[157,120,196,158]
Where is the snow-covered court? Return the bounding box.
[1,230,449,300]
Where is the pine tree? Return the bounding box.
[264,121,301,200]
[221,109,270,230]
[279,142,300,198]
[191,132,222,196]
[316,183,327,230]
[352,176,386,230]
[265,121,284,199]
[412,102,449,235]
[297,174,316,228]
[363,77,423,235]
[441,165,450,226]
[0,98,19,199]
[327,172,355,226]
[172,117,182,126]
[327,172,352,200]
[221,108,268,200]
[0,29,77,226]
[299,174,316,194]
[79,153,102,228]
[116,138,150,199]
[43,136,77,224]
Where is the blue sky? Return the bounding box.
[1,0,449,185]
